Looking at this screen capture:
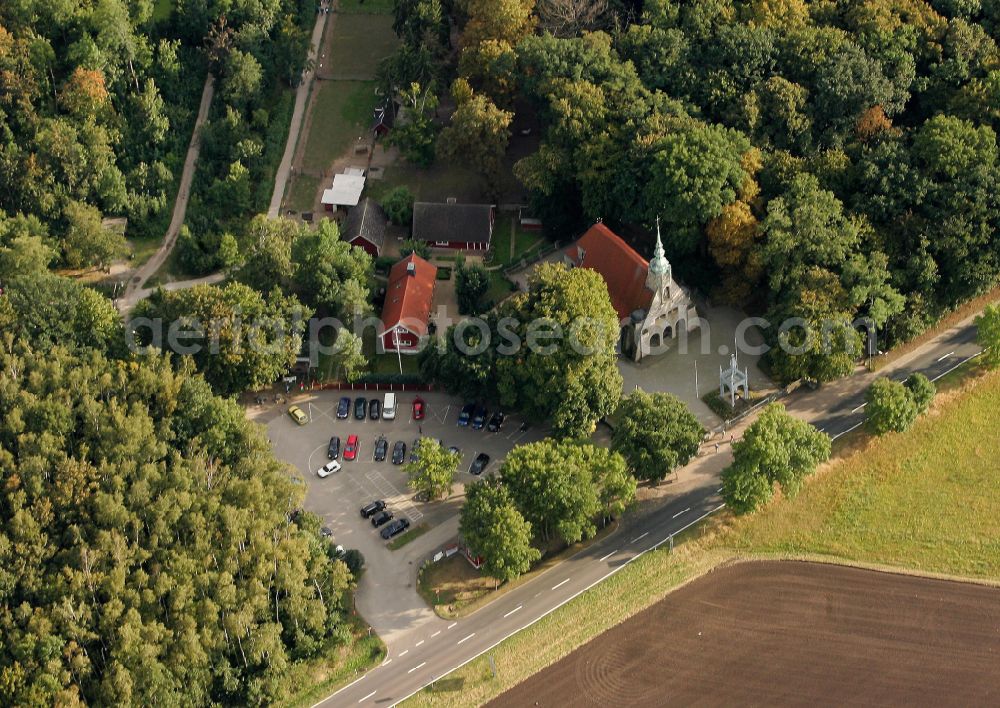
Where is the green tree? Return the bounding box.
[904,372,936,414]
[132,282,310,395]
[405,438,460,500]
[455,260,490,315]
[0,339,352,706]
[62,200,126,269]
[865,377,918,435]
[495,263,623,438]
[234,215,298,292]
[437,80,512,195]
[500,440,633,544]
[291,220,373,323]
[721,404,831,514]
[460,479,540,585]
[611,391,704,484]
[381,186,415,226]
[977,304,1000,369]
[388,82,440,166]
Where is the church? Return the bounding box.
[561,220,699,362]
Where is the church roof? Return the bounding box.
[564,223,653,320]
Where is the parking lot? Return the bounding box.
[266,390,548,646]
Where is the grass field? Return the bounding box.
[337,0,394,13]
[402,365,1000,706]
[300,81,377,172]
[724,369,1000,579]
[387,522,430,550]
[322,14,398,79]
[285,174,322,213]
[364,162,487,205]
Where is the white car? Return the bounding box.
[317,460,342,478]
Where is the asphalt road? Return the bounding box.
[318,317,985,707]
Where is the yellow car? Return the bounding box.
[287,405,308,425]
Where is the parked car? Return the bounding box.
[374,437,388,462]
[469,452,490,475]
[327,436,340,460]
[369,398,381,420]
[382,392,397,420]
[457,402,475,426]
[447,445,461,457]
[320,526,333,538]
[471,405,488,430]
[371,510,394,528]
[344,434,359,461]
[360,500,385,518]
[412,397,425,420]
[354,397,367,420]
[392,440,407,465]
[487,411,505,432]
[336,397,351,419]
[381,518,410,539]
[287,405,308,426]
[317,460,342,478]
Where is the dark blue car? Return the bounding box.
[337,397,350,419]
[457,403,475,426]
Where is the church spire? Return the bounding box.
[649,217,671,278]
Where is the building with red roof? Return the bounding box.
[562,221,699,362]
[380,253,437,354]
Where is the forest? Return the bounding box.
[391,0,1000,380]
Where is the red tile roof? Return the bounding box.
[381,253,437,335]
[566,223,652,320]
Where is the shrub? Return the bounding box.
[381,186,415,226]
[904,372,936,414]
[342,549,365,578]
[865,377,918,435]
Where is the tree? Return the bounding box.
[721,404,830,514]
[221,49,262,104]
[400,238,430,259]
[904,372,936,414]
[460,479,540,585]
[291,219,373,323]
[381,186,415,226]
[495,263,623,438]
[865,377,918,435]
[437,80,512,196]
[62,200,126,269]
[388,82,440,166]
[537,0,608,37]
[500,440,633,545]
[132,283,311,396]
[976,304,1000,369]
[405,438,460,500]
[455,260,490,314]
[234,215,298,293]
[0,339,353,706]
[611,391,704,484]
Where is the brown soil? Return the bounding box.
[489,561,1000,707]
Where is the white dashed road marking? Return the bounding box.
[503,605,523,618]
[408,662,426,674]
[671,508,690,519]
[631,531,649,543]
[457,633,475,645]
[431,631,441,638]
[415,640,424,647]
[937,351,955,362]
[552,578,571,590]
[447,622,458,629]
[358,690,376,703]
[598,549,617,562]
[398,650,408,657]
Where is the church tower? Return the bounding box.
[646,217,672,298]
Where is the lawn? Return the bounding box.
[300,80,377,172]
[337,0,395,13]
[490,214,544,268]
[285,173,322,213]
[482,270,517,309]
[364,162,487,205]
[386,522,430,550]
[402,365,1000,707]
[322,14,398,79]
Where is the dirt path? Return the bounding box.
[268,10,330,218]
[490,561,1000,707]
[119,74,215,314]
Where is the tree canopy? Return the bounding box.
[611,391,704,484]
[0,339,353,705]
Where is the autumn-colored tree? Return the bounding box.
[58,67,110,119]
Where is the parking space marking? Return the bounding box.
[366,470,423,522]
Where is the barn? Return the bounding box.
[343,198,387,257]
[411,202,495,251]
[380,253,437,354]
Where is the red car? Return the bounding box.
[343,434,359,461]
[412,397,425,421]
